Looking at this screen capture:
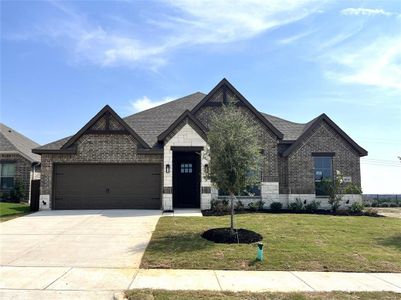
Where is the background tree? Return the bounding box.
[205,104,262,235]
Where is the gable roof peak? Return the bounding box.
[60,104,150,150]
[191,79,284,139]
[157,110,207,142]
[282,113,368,157]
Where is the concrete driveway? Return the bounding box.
[0,210,161,299]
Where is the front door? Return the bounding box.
[173,151,200,208]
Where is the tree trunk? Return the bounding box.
[229,192,235,236]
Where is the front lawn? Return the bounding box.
[126,290,400,300]
[141,214,401,272]
[0,202,31,222]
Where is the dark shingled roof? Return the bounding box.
[35,92,314,151]
[34,136,72,152]
[0,123,41,162]
[123,92,206,147]
[262,113,310,141]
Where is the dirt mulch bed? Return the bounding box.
[202,228,263,244]
[202,209,381,217]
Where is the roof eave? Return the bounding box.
[1,150,40,163]
[32,147,78,155]
[190,78,284,139]
[282,114,368,157]
[157,110,208,143]
[61,105,150,150]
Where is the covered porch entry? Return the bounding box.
[172,147,201,208]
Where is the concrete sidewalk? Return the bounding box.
[130,269,401,293]
[1,267,400,299]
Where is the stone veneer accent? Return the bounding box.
[162,122,211,210]
[285,194,363,210]
[261,182,279,208]
[40,133,162,210]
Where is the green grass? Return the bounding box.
[0,202,31,222]
[141,214,401,272]
[126,290,401,300]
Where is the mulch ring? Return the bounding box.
[202,228,262,244]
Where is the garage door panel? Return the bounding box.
[54,164,161,209]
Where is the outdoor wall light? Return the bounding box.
[204,164,209,173]
[165,164,170,173]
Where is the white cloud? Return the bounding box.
[6,0,322,68]
[322,36,401,92]
[341,8,394,16]
[278,30,316,45]
[161,0,321,44]
[129,96,175,112]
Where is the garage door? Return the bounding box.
[53,164,161,209]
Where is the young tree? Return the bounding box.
[325,171,343,212]
[205,104,262,235]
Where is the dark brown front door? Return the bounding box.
[53,164,161,209]
[173,152,200,208]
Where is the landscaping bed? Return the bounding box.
[201,208,380,217]
[126,290,401,300]
[202,228,263,244]
[141,213,401,272]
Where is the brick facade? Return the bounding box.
[0,153,39,201]
[35,81,365,211]
[286,121,361,195]
[194,90,280,183]
[40,133,162,209]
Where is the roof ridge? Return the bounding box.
[123,92,206,119]
[0,123,40,148]
[261,112,307,126]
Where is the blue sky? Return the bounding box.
[1,0,400,193]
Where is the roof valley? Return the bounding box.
[35,92,313,151]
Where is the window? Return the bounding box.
[180,163,192,173]
[0,163,16,190]
[314,156,333,196]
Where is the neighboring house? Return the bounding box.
[33,79,367,210]
[0,123,41,201]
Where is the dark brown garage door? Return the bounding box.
[53,164,161,209]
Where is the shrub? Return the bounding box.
[256,200,265,211]
[211,199,230,213]
[304,200,321,213]
[248,202,257,211]
[2,192,10,201]
[235,200,245,211]
[13,180,26,201]
[270,202,282,212]
[390,203,398,208]
[349,202,364,214]
[289,198,304,211]
[343,183,362,194]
